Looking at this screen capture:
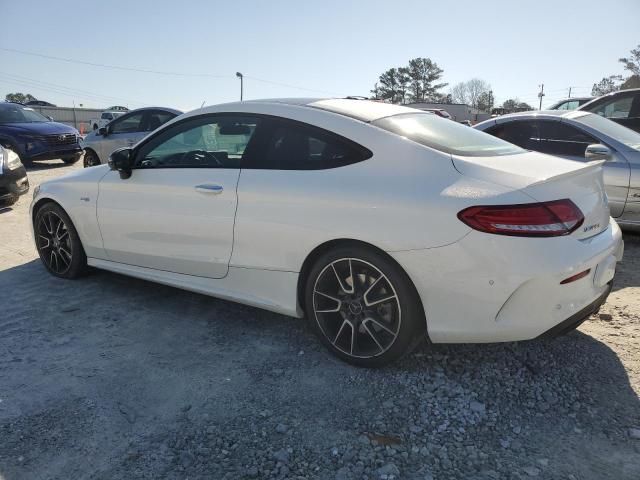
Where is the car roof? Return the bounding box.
[115,106,183,115]
[578,88,640,111]
[474,110,594,129]
[197,98,422,123]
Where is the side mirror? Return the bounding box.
[108,147,133,179]
[98,126,108,136]
[585,144,613,162]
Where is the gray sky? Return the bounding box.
[1,0,638,111]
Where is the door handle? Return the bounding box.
[195,184,223,194]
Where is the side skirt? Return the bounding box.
[87,258,302,318]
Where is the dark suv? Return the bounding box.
[0,102,82,165]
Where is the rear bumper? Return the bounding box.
[390,219,623,343]
[537,281,612,338]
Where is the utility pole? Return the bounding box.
[236,72,244,101]
[568,87,572,98]
[538,83,545,110]
[72,100,78,130]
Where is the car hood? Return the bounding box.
[0,121,78,135]
[41,163,110,188]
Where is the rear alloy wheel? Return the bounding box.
[34,203,87,279]
[305,247,425,367]
[83,150,100,168]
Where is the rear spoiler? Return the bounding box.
[525,160,605,188]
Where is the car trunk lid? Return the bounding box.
[452,151,611,240]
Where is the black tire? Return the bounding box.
[83,149,100,168]
[62,157,80,165]
[34,202,88,279]
[93,124,98,131]
[304,245,425,367]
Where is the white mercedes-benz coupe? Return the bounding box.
[31,98,624,367]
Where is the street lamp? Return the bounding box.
[236,72,243,101]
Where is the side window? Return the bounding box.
[110,112,145,134]
[142,111,177,132]
[593,95,634,119]
[535,121,597,157]
[101,112,113,120]
[136,115,259,169]
[557,100,579,110]
[485,122,537,150]
[258,120,371,170]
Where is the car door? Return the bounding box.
[96,114,260,278]
[586,91,640,133]
[233,116,373,271]
[98,111,147,161]
[532,120,630,218]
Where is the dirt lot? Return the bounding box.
[1,161,639,480]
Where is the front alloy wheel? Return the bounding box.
[306,247,424,367]
[35,203,87,279]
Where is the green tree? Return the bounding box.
[5,92,36,103]
[377,68,400,103]
[407,57,447,102]
[397,67,411,104]
[621,75,640,90]
[619,44,640,76]
[591,75,623,96]
[476,90,494,112]
[501,98,533,112]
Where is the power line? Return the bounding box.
[244,75,345,96]
[0,75,148,107]
[0,72,150,106]
[0,47,345,97]
[0,47,230,78]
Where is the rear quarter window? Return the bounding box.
[374,113,525,157]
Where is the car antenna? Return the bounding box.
[201,101,206,108]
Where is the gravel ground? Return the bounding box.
[1,161,639,480]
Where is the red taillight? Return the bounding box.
[457,199,584,237]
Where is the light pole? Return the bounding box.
[236,72,244,101]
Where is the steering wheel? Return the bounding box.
[179,149,223,166]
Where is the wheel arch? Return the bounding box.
[296,238,427,328]
[82,147,101,165]
[31,197,64,223]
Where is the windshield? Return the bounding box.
[373,113,525,157]
[0,104,50,123]
[574,112,640,150]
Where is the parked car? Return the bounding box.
[548,97,593,110]
[578,88,640,133]
[0,145,29,206]
[474,110,640,229]
[24,100,57,107]
[31,98,623,367]
[0,102,82,165]
[82,107,182,167]
[89,110,127,131]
